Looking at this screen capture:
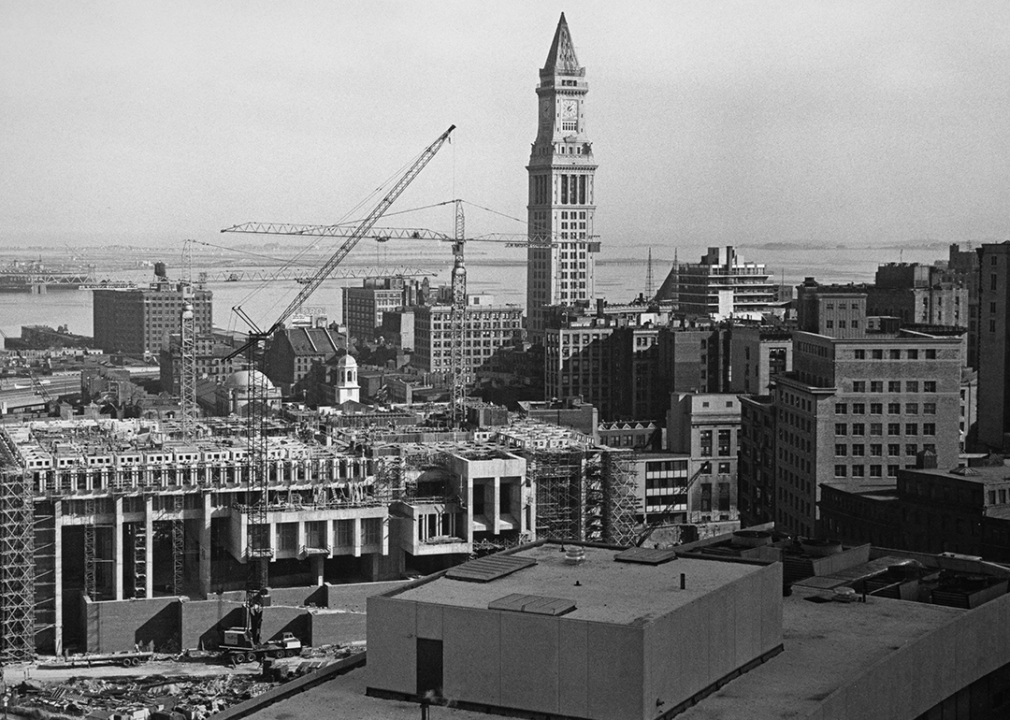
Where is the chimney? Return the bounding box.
[596,298,605,319]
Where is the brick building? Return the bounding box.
[93,281,212,357]
[976,242,1010,451]
[412,303,523,378]
[263,326,346,397]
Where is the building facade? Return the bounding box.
[526,14,598,337]
[263,326,346,397]
[93,282,212,357]
[658,247,779,320]
[341,277,415,344]
[412,304,523,377]
[727,327,793,396]
[976,242,1010,451]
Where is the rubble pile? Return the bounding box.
[8,644,358,719]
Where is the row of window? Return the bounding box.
[852,348,938,360]
[850,380,937,393]
[835,423,936,436]
[836,402,937,414]
[835,443,936,456]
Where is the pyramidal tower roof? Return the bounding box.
[542,12,581,75]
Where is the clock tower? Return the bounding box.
[526,12,598,338]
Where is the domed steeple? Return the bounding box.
[335,354,359,404]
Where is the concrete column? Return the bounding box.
[198,492,212,599]
[297,520,306,557]
[352,517,362,557]
[493,476,501,535]
[312,555,325,586]
[144,496,154,599]
[113,496,125,601]
[324,515,333,557]
[54,500,63,656]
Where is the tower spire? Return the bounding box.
[542,13,581,75]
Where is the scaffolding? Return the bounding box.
[33,501,57,653]
[527,448,586,542]
[0,470,36,664]
[84,497,97,600]
[132,521,147,599]
[601,449,640,546]
[172,494,184,595]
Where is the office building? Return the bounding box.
[412,302,523,377]
[976,242,1010,451]
[526,14,599,337]
[657,246,779,320]
[93,281,212,357]
[342,277,423,344]
[727,326,793,395]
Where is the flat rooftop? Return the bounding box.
[676,586,965,720]
[391,543,764,625]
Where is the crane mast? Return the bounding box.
[449,200,467,427]
[231,125,455,597]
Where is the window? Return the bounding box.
[906,381,919,392]
[838,320,847,329]
[826,320,834,329]
[835,403,848,414]
[855,349,866,359]
[853,381,866,392]
[926,349,937,359]
[700,484,712,512]
[870,423,883,435]
[906,423,919,435]
[871,381,883,392]
[717,429,732,456]
[834,465,847,477]
[924,403,936,415]
[888,403,901,414]
[835,444,847,456]
[852,403,865,414]
[888,381,901,392]
[924,381,937,392]
[852,465,865,478]
[888,443,901,456]
[700,430,712,457]
[906,403,919,414]
[852,444,865,456]
[905,444,918,456]
[870,465,883,478]
[889,349,901,359]
[923,423,936,435]
[870,444,883,456]
[835,424,848,436]
[871,403,883,414]
[888,423,901,436]
[363,518,383,545]
[872,350,884,359]
[908,349,919,359]
[852,423,865,436]
[718,462,731,474]
[888,465,900,477]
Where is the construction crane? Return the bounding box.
[226,125,456,596]
[223,200,599,425]
[179,239,199,441]
[633,461,711,547]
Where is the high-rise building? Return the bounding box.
[341,277,422,344]
[93,280,212,357]
[412,302,523,377]
[657,246,779,320]
[976,242,1010,450]
[526,13,598,337]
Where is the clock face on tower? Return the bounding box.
[562,100,577,120]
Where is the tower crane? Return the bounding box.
[222,200,599,425]
[226,125,455,596]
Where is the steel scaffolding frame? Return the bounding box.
[84,497,97,600]
[601,449,640,546]
[528,449,585,542]
[1,470,36,664]
[33,501,57,652]
[132,521,147,599]
[172,494,184,595]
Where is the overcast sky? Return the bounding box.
[3,1,1009,257]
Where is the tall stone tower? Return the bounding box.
[526,13,598,338]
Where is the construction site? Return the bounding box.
[0,412,640,663]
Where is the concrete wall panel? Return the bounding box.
[499,613,559,715]
[365,596,417,696]
[586,623,642,720]
[732,573,760,667]
[443,606,501,706]
[760,562,784,653]
[82,597,180,654]
[557,619,589,719]
[415,603,443,641]
[706,585,733,683]
[307,609,367,646]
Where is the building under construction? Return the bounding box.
[0,412,638,661]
